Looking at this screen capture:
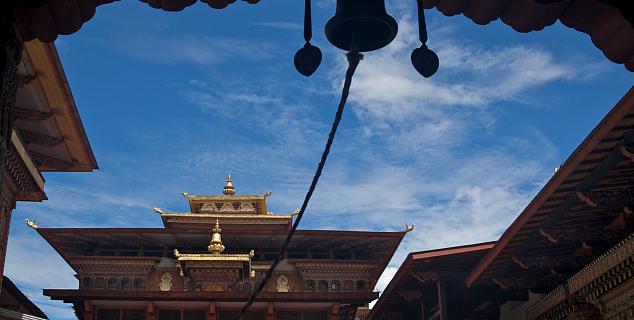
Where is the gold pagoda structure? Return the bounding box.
[32,176,409,320]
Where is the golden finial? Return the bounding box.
[25,219,38,229]
[404,224,415,233]
[223,175,235,195]
[208,219,225,254]
[264,191,272,197]
[181,192,190,198]
[291,209,300,216]
[153,207,165,214]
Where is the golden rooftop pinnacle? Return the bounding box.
[208,219,225,255]
[223,175,235,195]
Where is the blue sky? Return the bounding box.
[6,1,634,319]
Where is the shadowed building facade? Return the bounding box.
[33,177,409,320]
[368,88,634,320]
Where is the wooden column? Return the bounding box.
[146,302,155,320]
[208,303,216,320]
[266,303,274,320]
[0,0,22,293]
[331,303,339,320]
[419,298,425,320]
[437,279,447,320]
[84,301,94,320]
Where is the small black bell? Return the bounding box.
[325,0,398,52]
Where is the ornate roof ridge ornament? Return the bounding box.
[25,219,38,229]
[404,224,415,233]
[208,219,226,254]
[223,175,235,195]
[153,207,165,214]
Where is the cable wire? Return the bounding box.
[236,50,363,319]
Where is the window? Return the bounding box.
[305,280,316,291]
[97,309,119,320]
[343,280,353,291]
[95,277,106,289]
[356,280,366,290]
[303,311,327,320]
[121,278,132,290]
[123,310,145,320]
[218,310,240,320]
[83,277,93,289]
[108,278,119,289]
[276,311,300,320]
[183,310,205,320]
[330,281,340,291]
[318,280,328,292]
[158,310,180,320]
[133,278,145,289]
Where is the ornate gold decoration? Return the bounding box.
[159,272,172,291]
[291,209,300,216]
[181,192,190,198]
[153,207,165,214]
[174,220,256,291]
[208,219,225,254]
[224,175,235,195]
[404,224,415,232]
[25,219,38,229]
[276,275,289,292]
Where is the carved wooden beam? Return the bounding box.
[538,227,629,244]
[543,133,634,227]
[16,73,36,87]
[577,186,634,210]
[29,150,77,169]
[412,271,439,283]
[492,275,566,291]
[511,255,591,270]
[18,129,63,146]
[13,107,53,122]
[397,290,422,302]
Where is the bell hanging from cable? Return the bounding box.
[294,0,322,77]
[325,0,398,52]
[411,0,439,78]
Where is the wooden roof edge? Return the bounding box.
[36,227,407,238]
[1,276,48,319]
[368,241,495,320]
[465,86,634,288]
[366,252,415,320]
[411,241,496,260]
[47,42,98,170]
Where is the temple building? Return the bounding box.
[368,87,634,320]
[32,176,409,320]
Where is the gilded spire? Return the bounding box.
[223,175,235,195]
[208,219,226,254]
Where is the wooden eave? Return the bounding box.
[1,276,48,319]
[424,0,634,72]
[368,242,494,320]
[35,228,406,275]
[15,40,97,172]
[159,212,291,229]
[43,290,378,305]
[11,1,634,72]
[466,87,634,288]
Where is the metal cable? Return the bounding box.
[236,50,363,319]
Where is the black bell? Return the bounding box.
[325,0,398,52]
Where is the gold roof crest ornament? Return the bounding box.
[223,175,235,195]
[208,219,226,255]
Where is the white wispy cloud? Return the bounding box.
[251,21,303,30]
